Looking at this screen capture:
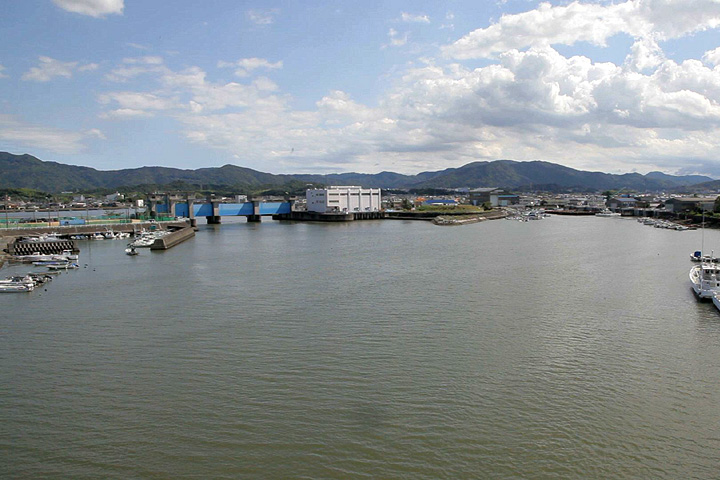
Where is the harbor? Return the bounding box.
[2,215,720,478]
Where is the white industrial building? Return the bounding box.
[306,186,382,213]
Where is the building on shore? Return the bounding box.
[664,197,716,213]
[306,186,381,213]
[469,188,519,207]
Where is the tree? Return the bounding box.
[714,196,720,213]
[400,198,413,210]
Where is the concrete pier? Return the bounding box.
[272,211,385,222]
[150,226,196,250]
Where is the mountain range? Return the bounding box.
[0,151,714,193]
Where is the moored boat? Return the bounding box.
[46,262,80,270]
[689,262,720,299]
[595,209,621,217]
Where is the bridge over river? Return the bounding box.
[151,196,292,224]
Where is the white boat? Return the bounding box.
[125,246,139,256]
[47,262,79,270]
[60,249,79,260]
[0,283,34,292]
[689,262,720,299]
[596,209,621,217]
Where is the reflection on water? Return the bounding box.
[2,216,720,479]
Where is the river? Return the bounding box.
[2,215,719,478]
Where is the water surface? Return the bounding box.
[2,216,719,478]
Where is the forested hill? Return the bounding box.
[0,151,713,193]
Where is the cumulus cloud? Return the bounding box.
[91,10,720,176]
[401,12,430,23]
[22,56,97,82]
[703,47,720,66]
[0,65,8,79]
[0,114,103,153]
[52,0,123,18]
[217,57,283,77]
[443,0,720,59]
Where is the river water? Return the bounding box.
[2,215,720,479]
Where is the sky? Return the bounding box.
[2,0,720,177]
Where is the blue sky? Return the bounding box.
[2,0,720,177]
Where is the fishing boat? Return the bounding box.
[689,261,720,299]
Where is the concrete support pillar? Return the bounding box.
[187,197,195,222]
[247,200,261,222]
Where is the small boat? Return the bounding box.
[0,283,34,292]
[32,260,71,266]
[47,262,80,270]
[689,262,720,299]
[690,251,719,262]
[125,246,139,256]
[60,249,78,260]
[595,209,621,217]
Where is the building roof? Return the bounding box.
[469,187,500,193]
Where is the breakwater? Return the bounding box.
[149,226,196,250]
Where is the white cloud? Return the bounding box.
[247,8,279,25]
[99,108,155,119]
[123,56,163,65]
[21,56,97,82]
[98,91,179,112]
[92,26,720,175]
[443,0,720,60]
[401,12,430,24]
[52,0,123,18]
[625,37,664,71]
[218,57,283,77]
[0,65,8,79]
[703,47,720,66]
[78,63,99,72]
[387,28,408,47]
[0,114,102,153]
[106,56,166,82]
[126,42,149,50]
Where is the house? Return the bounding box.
[608,197,638,210]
